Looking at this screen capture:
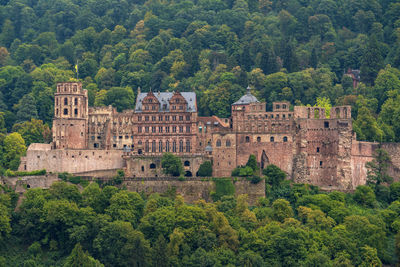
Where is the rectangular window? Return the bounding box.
[138,116,142,121]
[166,126,170,133]
[152,127,156,133]
[324,121,329,128]
[145,116,149,121]
[165,115,170,121]
[186,126,190,133]
[179,116,183,121]
[179,106,183,110]
[159,126,163,133]
[145,127,149,133]
[158,116,162,121]
[138,126,142,133]
[172,126,176,133]
[172,116,176,121]
[152,116,156,121]
[186,115,190,121]
[179,126,183,133]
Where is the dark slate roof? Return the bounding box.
[135,92,197,112]
[232,86,260,105]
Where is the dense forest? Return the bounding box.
[0,166,400,266]
[0,0,400,171]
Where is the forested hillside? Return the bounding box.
[0,173,400,266]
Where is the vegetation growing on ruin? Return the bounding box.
[0,171,400,266]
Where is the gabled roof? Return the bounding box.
[135,92,197,112]
[232,86,260,105]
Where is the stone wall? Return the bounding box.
[2,175,265,205]
[21,145,124,174]
[123,177,265,205]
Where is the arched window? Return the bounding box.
[74,109,78,116]
[166,141,170,152]
[245,136,250,143]
[150,163,156,169]
[74,98,78,105]
[184,160,190,166]
[186,140,190,152]
[159,140,163,152]
[283,136,288,142]
[56,98,58,105]
[172,141,177,152]
[56,109,59,116]
[152,140,156,152]
[226,140,231,147]
[64,98,68,105]
[216,140,221,147]
[179,140,184,152]
[270,136,274,142]
[145,141,149,152]
[257,137,261,142]
[63,108,68,115]
[138,140,142,145]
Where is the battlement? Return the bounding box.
[56,82,86,95]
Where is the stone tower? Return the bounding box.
[52,82,88,149]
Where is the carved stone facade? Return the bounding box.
[19,82,400,190]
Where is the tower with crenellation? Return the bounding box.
[52,82,88,149]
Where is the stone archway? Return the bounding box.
[261,150,269,169]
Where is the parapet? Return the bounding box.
[330,106,351,119]
[56,82,86,95]
[294,106,326,119]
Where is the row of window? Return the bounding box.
[245,136,288,143]
[57,97,79,106]
[247,113,292,120]
[138,125,191,133]
[143,104,185,111]
[138,115,191,122]
[138,140,191,153]
[56,108,79,116]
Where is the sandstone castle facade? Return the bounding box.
[19,82,400,190]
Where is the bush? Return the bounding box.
[250,176,262,184]
[68,176,81,184]
[263,164,286,187]
[4,169,46,177]
[354,185,376,207]
[212,178,235,201]
[161,153,183,176]
[390,182,400,202]
[197,161,212,177]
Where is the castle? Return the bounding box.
[19,82,400,190]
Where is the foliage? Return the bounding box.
[197,161,212,177]
[161,153,183,177]
[366,148,393,186]
[212,178,235,201]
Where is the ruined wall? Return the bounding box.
[124,155,209,178]
[2,175,265,205]
[123,177,265,205]
[23,145,124,173]
[1,174,60,193]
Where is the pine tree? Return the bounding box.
[15,94,38,123]
[361,35,384,85]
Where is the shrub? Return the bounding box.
[212,178,235,201]
[354,185,376,207]
[197,161,212,177]
[4,169,46,177]
[250,176,262,184]
[161,153,183,176]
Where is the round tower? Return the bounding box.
[53,82,88,149]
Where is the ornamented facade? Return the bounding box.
[20,82,400,190]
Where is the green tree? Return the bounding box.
[263,164,286,187]
[15,94,38,123]
[366,148,392,186]
[271,199,293,222]
[104,87,135,112]
[64,243,103,267]
[3,132,26,170]
[161,153,183,177]
[360,35,384,85]
[12,119,51,146]
[197,161,212,177]
[94,221,151,267]
[245,154,258,172]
